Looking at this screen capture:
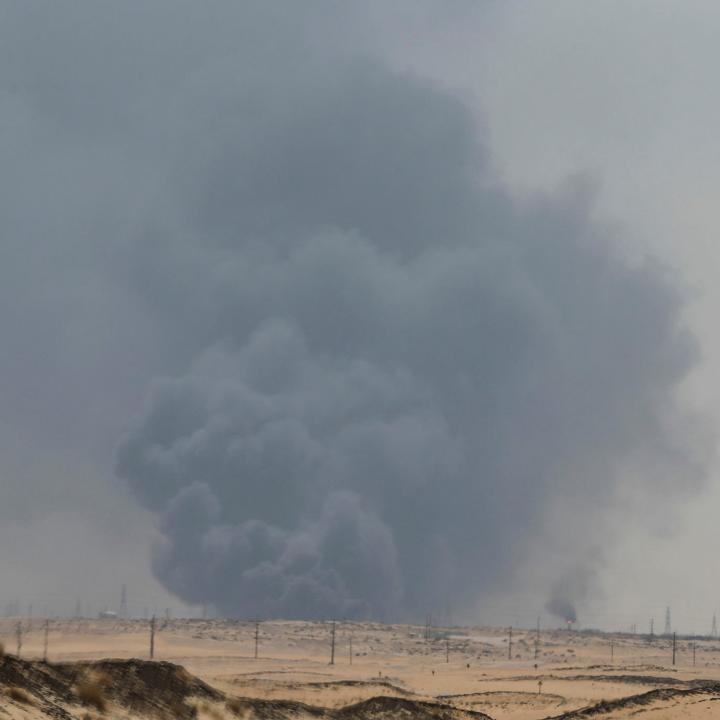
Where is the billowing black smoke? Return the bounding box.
[546,597,578,624]
[114,5,702,621]
[544,556,602,625]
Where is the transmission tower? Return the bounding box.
[425,613,433,641]
[664,607,672,636]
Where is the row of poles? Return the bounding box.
[9,616,392,667]
[7,618,704,668]
[326,621,354,666]
[506,624,699,667]
[126,618,709,670]
[11,616,264,663]
[12,619,50,661]
[150,616,261,662]
[609,632,696,666]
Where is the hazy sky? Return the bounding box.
[1,1,718,631]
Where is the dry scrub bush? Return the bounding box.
[90,670,112,688]
[6,687,34,705]
[76,680,107,712]
[166,699,197,720]
[225,698,248,717]
[176,667,194,683]
[198,701,226,720]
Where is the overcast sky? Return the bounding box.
[1,1,719,631]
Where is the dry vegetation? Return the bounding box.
[6,686,34,705]
[75,680,107,712]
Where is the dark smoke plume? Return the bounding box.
[545,596,577,624]
[545,556,601,625]
[110,3,704,621]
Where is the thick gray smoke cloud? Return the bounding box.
[107,3,703,620]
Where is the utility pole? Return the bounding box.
[650,617,654,640]
[254,619,260,660]
[349,633,353,665]
[535,617,540,661]
[508,626,513,661]
[15,621,22,657]
[329,621,336,665]
[446,636,450,663]
[692,641,696,667]
[672,632,676,666]
[610,639,614,663]
[712,613,717,638]
[43,619,49,662]
[665,607,672,636]
[120,584,127,619]
[150,615,156,660]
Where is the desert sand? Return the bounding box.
[1,617,719,719]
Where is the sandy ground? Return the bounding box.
[2,618,720,719]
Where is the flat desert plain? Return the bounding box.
[1,618,719,719]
